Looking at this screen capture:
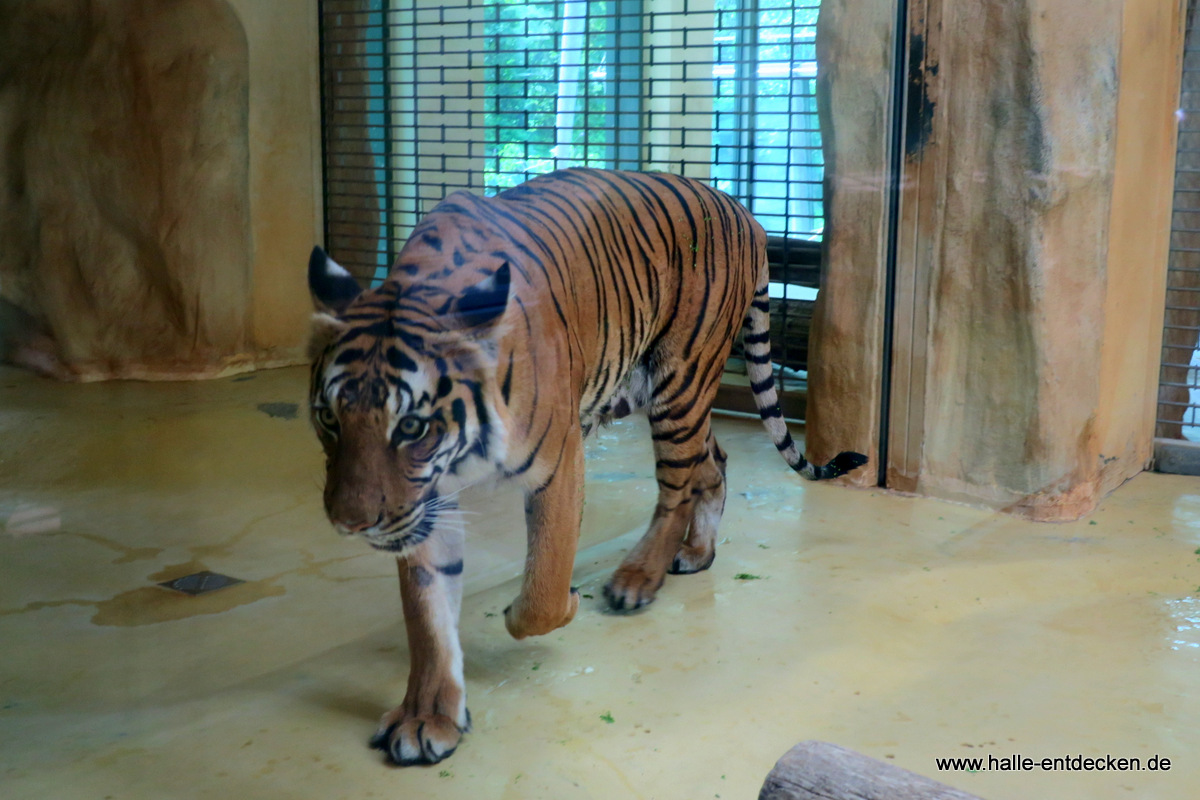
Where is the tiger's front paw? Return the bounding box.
[603,564,664,611]
[503,587,579,639]
[370,705,471,766]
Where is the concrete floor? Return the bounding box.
[1,365,1198,800]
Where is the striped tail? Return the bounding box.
[743,274,869,481]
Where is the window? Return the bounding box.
[321,0,824,267]
[483,0,642,189]
[712,0,822,240]
[319,0,822,404]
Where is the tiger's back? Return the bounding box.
[397,168,766,451]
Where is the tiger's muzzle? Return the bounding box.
[331,503,430,553]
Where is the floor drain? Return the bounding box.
[158,571,244,595]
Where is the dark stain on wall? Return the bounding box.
[904,32,937,158]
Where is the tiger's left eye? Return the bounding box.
[315,406,338,431]
[395,415,428,441]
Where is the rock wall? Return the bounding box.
[0,0,253,381]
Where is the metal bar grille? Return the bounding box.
[1157,1,1200,441]
[318,0,824,398]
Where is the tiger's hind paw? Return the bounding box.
[668,542,715,575]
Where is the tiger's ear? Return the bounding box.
[307,312,347,361]
[450,262,511,331]
[308,246,362,313]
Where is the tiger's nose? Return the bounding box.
[331,512,384,535]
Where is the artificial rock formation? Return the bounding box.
[0,0,252,381]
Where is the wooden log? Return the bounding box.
[759,741,985,800]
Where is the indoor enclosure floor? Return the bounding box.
[1,365,1199,800]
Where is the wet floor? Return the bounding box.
[1,365,1198,799]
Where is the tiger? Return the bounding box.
[305,167,867,766]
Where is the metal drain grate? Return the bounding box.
[158,571,244,596]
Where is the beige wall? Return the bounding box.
[227,0,324,367]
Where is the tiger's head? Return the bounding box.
[306,246,510,553]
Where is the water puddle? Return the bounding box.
[90,561,285,627]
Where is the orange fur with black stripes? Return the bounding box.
[306,168,866,765]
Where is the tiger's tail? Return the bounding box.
[742,263,868,481]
